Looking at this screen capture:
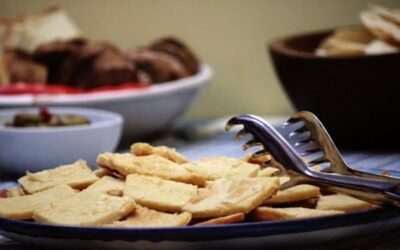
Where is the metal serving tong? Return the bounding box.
[283,111,400,181]
[225,113,400,207]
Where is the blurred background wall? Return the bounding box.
[0,0,398,118]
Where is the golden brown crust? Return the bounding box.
[258,167,280,177]
[316,194,375,212]
[1,140,381,227]
[97,153,205,186]
[361,7,400,46]
[106,206,192,227]
[18,160,98,194]
[264,184,320,205]
[181,156,260,181]
[33,177,135,226]
[1,7,81,52]
[194,212,245,226]
[0,185,77,220]
[243,154,272,166]
[5,187,24,198]
[124,174,197,213]
[251,207,344,221]
[244,153,286,171]
[93,167,114,178]
[85,176,125,193]
[316,27,374,57]
[183,177,279,218]
[369,5,400,26]
[130,142,188,164]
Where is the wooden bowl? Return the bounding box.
[269,29,400,149]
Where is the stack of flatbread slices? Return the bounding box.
[0,143,376,227]
[316,5,400,57]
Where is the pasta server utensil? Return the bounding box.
[282,111,400,182]
[225,114,400,206]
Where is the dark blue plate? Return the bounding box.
[1,208,400,250]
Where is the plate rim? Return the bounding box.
[0,207,399,242]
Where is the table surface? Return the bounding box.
[1,116,400,249]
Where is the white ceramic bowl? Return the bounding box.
[0,64,213,140]
[0,107,123,176]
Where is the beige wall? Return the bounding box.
[1,0,398,118]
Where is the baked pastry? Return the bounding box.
[360,5,400,46]
[1,7,200,86]
[263,184,320,205]
[106,205,192,227]
[33,38,87,83]
[150,37,200,75]
[181,156,260,181]
[0,184,77,220]
[57,42,137,89]
[130,142,188,164]
[33,177,136,226]
[364,39,399,54]
[316,5,400,57]
[84,176,125,194]
[130,37,200,84]
[194,213,245,226]
[1,50,47,84]
[316,27,375,57]
[0,142,379,227]
[124,174,197,213]
[317,194,376,212]
[183,177,280,218]
[257,167,280,177]
[252,207,343,221]
[18,159,99,194]
[97,152,205,186]
[5,187,24,198]
[0,7,81,52]
[130,49,190,83]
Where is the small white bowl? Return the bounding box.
[0,64,213,140]
[0,107,123,176]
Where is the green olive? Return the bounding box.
[5,112,90,127]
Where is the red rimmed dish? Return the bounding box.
[0,64,213,140]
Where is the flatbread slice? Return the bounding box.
[85,176,125,194]
[316,194,375,212]
[252,207,343,221]
[195,213,245,226]
[264,184,320,205]
[93,167,113,178]
[243,154,272,166]
[365,39,398,54]
[131,142,188,164]
[6,187,25,197]
[124,174,197,213]
[316,27,374,56]
[183,177,279,218]
[33,177,136,226]
[361,8,400,46]
[106,206,192,227]
[369,5,400,25]
[97,153,205,186]
[244,154,285,170]
[279,176,290,185]
[0,184,77,220]
[181,156,260,181]
[258,167,280,177]
[18,160,98,194]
